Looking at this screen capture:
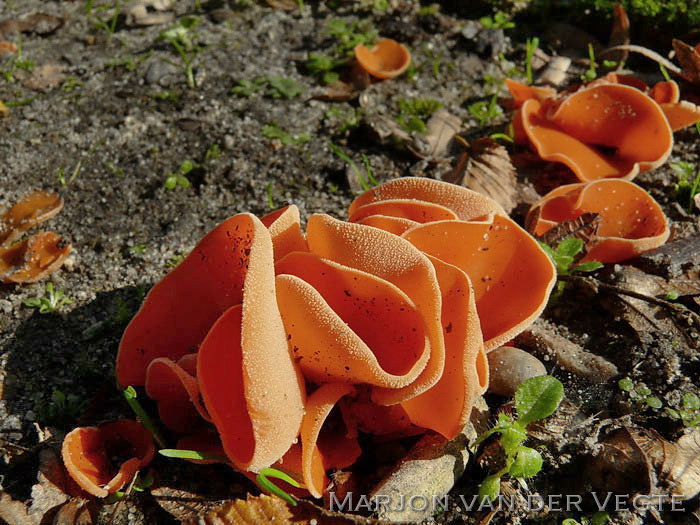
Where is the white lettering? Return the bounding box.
[566,494,582,511]
[373,494,390,513]
[409,495,428,511]
[459,495,479,511]
[548,495,562,511]
[328,492,352,511]
[671,496,685,512]
[432,495,448,512]
[614,494,629,511]
[355,494,372,511]
[591,491,613,510]
[528,494,544,511]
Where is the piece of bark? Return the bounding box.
[634,234,700,279]
[672,39,700,85]
[515,319,618,382]
[369,397,489,522]
[408,109,461,159]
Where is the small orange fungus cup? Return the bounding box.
[61,419,155,498]
[527,179,670,263]
[354,38,411,79]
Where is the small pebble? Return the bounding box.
[487,345,547,397]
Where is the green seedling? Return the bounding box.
[5,94,43,108]
[106,161,124,178]
[476,375,564,502]
[149,90,181,102]
[666,392,700,427]
[164,160,195,189]
[329,143,377,191]
[325,18,378,57]
[479,11,515,29]
[266,76,304,99]
[580,43,598,82]
[107,52,153,71]
[166,253,185,268]
[129,244,148,255]
[86,0,122,40]
[670,161,700,213]
[359,0,389,13]
[468,94,502,126]
[257,467,303,506]
[525,37,540,84]
[158,17,203,88]
[205,143,221,161]
[562,513,610,525]
[230,77,266,97]
[539,238,603,294]
[305,53,346,84]
[1,34,34,82]
[266,182,275,209]
[262,123,310,146]
[618,378,663,409]
[123,386,167,448]
[395,97,443,134]
[325,107,363,134]
[159,448,228,461]
[57,160,83,187]
[106,472,155,502]
[23,282,73,314]
[40,389,83,424]
[62,76,83,93]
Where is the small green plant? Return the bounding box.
[670,161,700,213]
[266,76,304,99]
[166,253,185,268]
[124,386,167,448]
[395,97,443,134]
[86,0,122,40]
[262,123,310,146]
[325,18,378,56]
[158,17,203,88]
[164,160,196,189]
[205,143,221,162]
[23,282,73,314]
[106,161,124,178]
[266,183,275,209]
[328,143,377,191]
[468,94,503,126]
[107,52,153,71]
[479,11,515,29]
[562,513,610,525]
[525,37,540,84]
[618,377,663,409]
[476,375,565,501]
[305,53,346,84]
[580,43,598,82]
[149,90,181,102]
[1,35,35,82]
[61,76,83,93]
[539,238,604,293]
[40,389,83,424]
[56,160,83,187]
[230,77,266,97]
[325,107,363,134]
[129,244,148,255]
[666,392,700,427]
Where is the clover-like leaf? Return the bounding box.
[573,260,604,273]
[556,237,584,257]
[477,474,501,502]
[514,375,564,426]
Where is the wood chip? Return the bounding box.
[408,108,461,159]
[635,234,700,279]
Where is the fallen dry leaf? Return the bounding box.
[0,13,63,37]
[52,500,95,525]
[25,63,66,93]
[408,108,461,159]
[532,212,601,250]
[672,39,700,85]
[0,491,36,525]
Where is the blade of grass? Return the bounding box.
[256,467,302,506]
[123,386,167,448]
[159,448,229,462]
[329,142,370,191]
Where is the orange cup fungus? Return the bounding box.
[354,38,411,79]
[507,74,700,182]
[527,178,670,263]
[92,178,555,500]
[61,419,155,498]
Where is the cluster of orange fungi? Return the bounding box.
[60,72,697,501]
[0,190,71,284]
[62,178,559,499]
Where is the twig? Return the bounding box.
[601,45,682,75]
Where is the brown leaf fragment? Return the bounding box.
[187,494,385,525]
[1,190,64,247]
[606,3,630,65]
[637,430,700,500]
[124,0,175,27]
[0,231,72,284]
[308,81,358,102]
[587,427,655,496]
[672,39,700,85]
[51,499,95,525]
[453,138,520,213]
[25,64,66,93]
[151,485,231,522]
[29,449,71,519]
[0,13,63,37]
[533,212,601,249]
[515,319,619,382]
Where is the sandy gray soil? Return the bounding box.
[1,1,700,524]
